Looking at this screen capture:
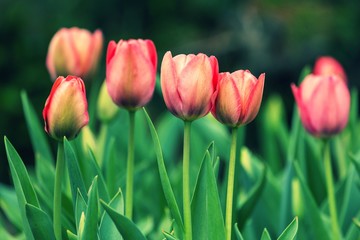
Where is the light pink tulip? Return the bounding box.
[46,27,103,80]
[291,74,350,137]
[43,75,89,141]
[161,51,219,121]
[211,70,265,127]
[313,56,347,83]
[106,39,157,110]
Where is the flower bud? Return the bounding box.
[43,76,89,141]
[291,74,350,138]
[97,80,118,123]
[46,27,103,80]
[211,70,265,127]
[161,51,219,121]
[313,56,347,83]
[106,39,157,110]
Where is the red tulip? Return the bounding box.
[161,51,219,121]
[211,70,265,127]
[313,56,347,83]
[291,74,350,137]
[106,39,157,110]
[43,76,89,141]
[46,27,103,80]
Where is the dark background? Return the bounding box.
[1,0,360,184]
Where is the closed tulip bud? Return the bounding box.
[161,51,219,121]
[291,74,350,138]
[97,80,118,123]
[211,70,265,127]
[46,27,103,80]
[313,56,347,83]
[106,39,157,110]
[43,76,89,141]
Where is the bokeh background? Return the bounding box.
[1,0,360,184]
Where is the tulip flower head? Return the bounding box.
[106,39,157,110]
[313,56,347,83]
[43,76,89,141]
[291,74,350,138]
[161,51,219,121]
[211,70,265,127]
[46,27,103,80]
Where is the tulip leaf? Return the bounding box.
[191,150,225,240]
[100,200,147,240]
[67,230,78,240]
[25,203,55,240]
[100,189,124,240]
[162,231,179,240]
[81,177,99,240]
[75,189,87,232]
[260,228,272,240]
[277,217,298,240]
[143,108,184,230]
[88,149,110,202]
[64,138,88,205]
[20,91,53,163]
[234,224,245,240]
[4,136,39,240]
[236,164,267,230]
[0,183,22,230]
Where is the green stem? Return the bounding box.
[323,139,342,240]
[125,110,136,220]
[183,121,192,240]
[54,141,65,240]
[225,127,238,240]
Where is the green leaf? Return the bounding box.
[67,230,78,240]
[191,151,225,240]
[349,152,360,177]
[88,150,110,202]
[261,228,272,240]
[0,183,22,230]
[143,108,184,230]
[81,177,99,240]
[100,200,147,240]
[236,165,267,230]
[25,203,55,240]
[20,91,53,163]
[64,138,88,205]
[234,224,244,240]
[100,189,124,240]
[163,230,179,240]
[75,190,87,232]
[277,217,298,240]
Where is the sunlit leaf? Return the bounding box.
[277,217,298,240]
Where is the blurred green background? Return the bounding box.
[1,0,360,184]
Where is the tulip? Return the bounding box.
[106,39,157,110]
[313,56,347,83]
[211,70,265,127]
[161,51,219,121]
[97,80,118,123]
[46,27,103,80]
[291,74,350,137]
[43,75,89,141]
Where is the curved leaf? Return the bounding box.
[25,203,55,240]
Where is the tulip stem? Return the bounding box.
[323,139,342,240]
[125,110,136,220]
[183,120,192,240]
[225,127,238,240]
[54,141,65,240]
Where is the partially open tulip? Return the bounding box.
[313,56,347,83]
[161,51,219,121]
[46,27,103,80]
[211,70,265,127]
[43,76,89,141]
[106,39,157,110]
[291,74,350,137]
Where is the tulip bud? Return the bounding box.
[43,76,89,141]
[211,70,265,127]
[97,80,119,123]
[161,51,219,121]
[106,39,157,110]
[313,56,347,83]
[46,27,103,80]
[291,74,350,138]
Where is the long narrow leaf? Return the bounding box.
[25,203,55,240]
[277,217,298,240]
[81,177,99,240]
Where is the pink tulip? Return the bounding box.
[211,70,265,127]
[313,56,347,83]
[43,76,89,141]
[291,74,350,137]
[161,51,219,121]
[106,39,157,110]
[46,27,103,80]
